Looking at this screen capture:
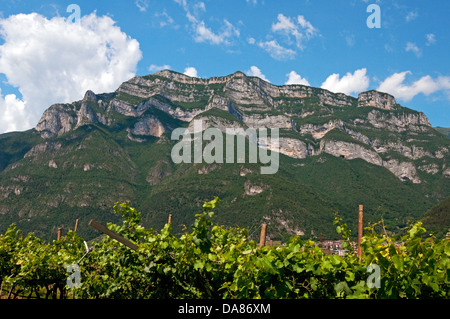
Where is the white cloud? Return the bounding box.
[154,11,177,28]
[0,89,29,133]
[340,31,355,47]
[272,13,297,34]
[253,13,317,60]
[174,0,188,9]
[192,2,206,15]
[174,0,239,46]
[285,71,310,86]
[405,10,418,22]
[257,40,296,60]
[384,43,393,53]
[135,0,149,12]
[193,19,239,45]
[296,15,317,39]
[246,66,269,82]
[183,67,198,77]
[321,68,370,96]
[148,64,171,72]
[271,13,317,50]
[0,12,142,134]
[425,33,436,46]
[377,71,450,102]
[405,42,422,57]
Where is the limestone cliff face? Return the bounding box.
[35,104,77,138]
[278,138,315,159]
[358,90,396,110]
[367,109,431,132]
[130,116,165,137]
[320,139,383,166]
[32,70,448,183]
[36,90,106,138]
[319,139,421,182]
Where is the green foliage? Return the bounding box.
[421,196,450,238]
[0,198,448,299]
[434,127,450,139]
[0,225,85,298]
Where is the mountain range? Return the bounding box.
[0,70,448,241]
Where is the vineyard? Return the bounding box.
[0,197,448,299]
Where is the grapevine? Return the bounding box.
[0,198,448,299]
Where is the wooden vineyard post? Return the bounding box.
[89,219,138,251]
[74,219,79,232]
[259,223,267,249]
[358,205,363,262]
[57,227,62,241]
[168,214,172,225]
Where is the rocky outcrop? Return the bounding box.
[358,90,396,110]
[242,113,293,129]
[244,181,268,196]
[382,159,420,183]
[24,141,62,158]
[320,139,383,166]
[130,116,165,137]
[277,138,315,159]
[299,120,344,139]
[0,185,24,198]
[367,109,431,132]
[35,104,77,138]
[36,90,106,138]
[76,102,98,128]
[418,163,439,175]
[30,70,447,184]
[319,139,421,182]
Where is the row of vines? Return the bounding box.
[0,197,448,299]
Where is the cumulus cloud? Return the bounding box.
[0,89,29,133]
[271,13,317,50]
[154,11,177,28]
[405,42,422,57]
[252,13,318,60]
[135,0,149,12]
[425,33,436,46]
[192,19,239,45]
[0,12,142,134]
[183,67,198,77]
[174,0,239,46]
[285,71,310,86]
[246,66,269,82]
[405,10,418,22]
[149,64,171,72]
[321,68,370,96]
[257,40,296,60]
[377,71,450,102]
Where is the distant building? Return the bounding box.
[319,240,356,256]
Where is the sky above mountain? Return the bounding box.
[0,0,449,133]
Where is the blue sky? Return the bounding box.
[0,0,449,133]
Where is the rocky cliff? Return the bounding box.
[1,70,448,241]
[34,70,448,183]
